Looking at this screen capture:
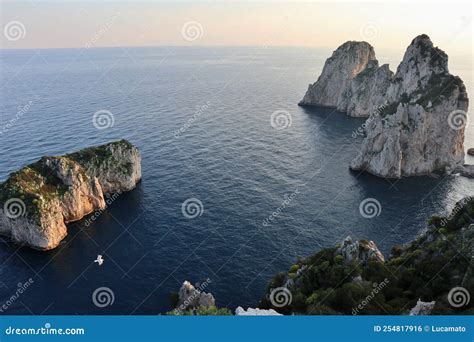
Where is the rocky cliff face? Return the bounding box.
[0,140,141,250]
[67,139,141,193]
[350,35,468,177]
[300,34,469,178]
[299,41,376,108]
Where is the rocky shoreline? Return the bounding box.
[172,197,473,315]
[0,140,141,250]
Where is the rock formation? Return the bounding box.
[174,281,216,314]
[299,41,377,110]
[337,236,385,264]
[300,34,469,178]
[0,140,141,250]
[409,299,436,315]
[235,307,282,316]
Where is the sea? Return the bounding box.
[0,46,473,314]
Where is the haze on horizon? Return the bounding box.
[1,1,472,57]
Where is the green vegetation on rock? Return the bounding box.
[260,197,474,315]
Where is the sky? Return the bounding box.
[0,1,473,56]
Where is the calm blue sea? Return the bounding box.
[0,46,473,314]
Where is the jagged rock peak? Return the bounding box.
[299,41,376,109]
[349,34,469,178]
[0,140,142,250]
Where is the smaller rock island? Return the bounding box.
[0,140,141,250]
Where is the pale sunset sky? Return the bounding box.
[1,0,472,56]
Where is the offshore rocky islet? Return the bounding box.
[300,34,469,178]
[0,140,141,250]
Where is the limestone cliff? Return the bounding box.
[300,34,469,178]
[350,35,468,177]
[299,41,376,108]
[0,140,141,250]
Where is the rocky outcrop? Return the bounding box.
[409,299,436,315]
[337,236,385,264]
[67,140,141,193]
[0,140,141,250]
[338,61,393,117]
[235,307,282,316]
[299,41,376,109]
[349,35,469,177]
[300,34,469,178]
[176,281,216,311]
